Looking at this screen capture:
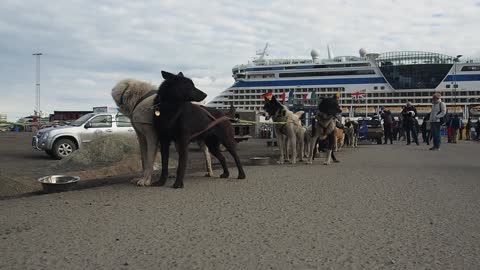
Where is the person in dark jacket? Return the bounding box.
[465,118,472,140]
[392,118,399,140]
[380,107,394,144]
[476,119,480,140]
[451,115,461,143]
[446,114,453,143]
[401,102,419,145]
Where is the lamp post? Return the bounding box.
[33,53,43,117]
[453,54,462,115]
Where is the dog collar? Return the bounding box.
[119,88,128,106]
[131,90,157,113]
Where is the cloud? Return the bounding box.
[0,0,479,121]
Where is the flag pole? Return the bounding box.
[365,89,368,118]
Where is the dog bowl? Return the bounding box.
[37,175,80,193]
[250,157,270,166]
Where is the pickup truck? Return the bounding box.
[32,113,135,159]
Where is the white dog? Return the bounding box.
[111,79,213,186]
[263,96,305,164]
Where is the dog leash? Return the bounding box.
[189,105,230,140]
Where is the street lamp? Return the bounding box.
[33,53,43,117]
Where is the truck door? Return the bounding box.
[114,114,135,136]
[80,115,113,144]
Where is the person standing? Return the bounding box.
[421,115,431,145]
[429,93,447,150]
[401,102,419,145]
[446,114,453,143]
[380,108,394,144]
[475,118,480,140]
[465,118,472,140]
[452,115,461,143]
[398,118,405,141]
[392,118,399,140]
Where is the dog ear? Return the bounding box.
[177,72,184,77]
[161,71,176,80]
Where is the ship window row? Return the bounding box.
[244,63,371,72]
[341,97,480,105]
[232,87,344,94]
[461,66,480,71]
[246,74,275,79]
[225,90,480,102]
[278,70,375,78]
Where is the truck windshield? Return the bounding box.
[70,113,96,126]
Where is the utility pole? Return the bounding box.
[33,53,42,117]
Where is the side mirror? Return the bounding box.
[84,122,92,129]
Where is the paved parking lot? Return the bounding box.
[1,135,479,269]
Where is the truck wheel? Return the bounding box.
[52,139,77,159]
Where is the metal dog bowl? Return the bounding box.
[37,175,80,193]
[250,157,270,166]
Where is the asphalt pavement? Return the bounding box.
[1,140,479,269]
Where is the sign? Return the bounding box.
[93,107,118,113]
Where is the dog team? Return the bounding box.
[111,72,359,188]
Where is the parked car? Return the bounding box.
[357,118,384,144]
[32,113,135,159]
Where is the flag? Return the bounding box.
[280,92,286,103]
[261,92,273,100]
[351,89,366,100]
[288,90,294,100]
[304,91,317,100]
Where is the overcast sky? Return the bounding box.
[1,0,479,121]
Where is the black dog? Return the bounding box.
[152,71,245,188]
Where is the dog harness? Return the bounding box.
[313,114,335,137]
[120,89,157,114]
[189,105,229,140]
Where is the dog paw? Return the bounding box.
[172,182,184,189]
[238,173,246,179]
[333,160,340,163]
[276,160,284,164]
[152,176,168,186]
[323,162,331,165]
[136,178,152,186]
[204,172,214,177]
[130,178,139,184]
[305,161,313,165]
[220,173,229,178]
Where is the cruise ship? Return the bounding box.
[207,44,480,120]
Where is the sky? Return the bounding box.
[1,0,480,121]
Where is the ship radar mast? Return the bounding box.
[327,44,334,59]
[253,43,269,64]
